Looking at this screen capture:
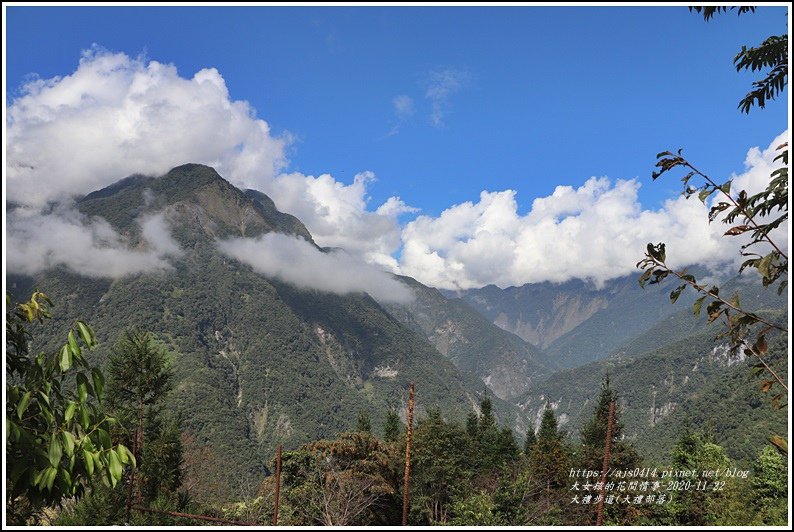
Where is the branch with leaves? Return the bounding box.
[637,243,787,399]
[6,292,136,524]
[652,147,788,294]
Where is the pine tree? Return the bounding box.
[106,330,184,509]
[579,376,641,473]
[524,426,536,456]
[530,406,570,493]
[382,410,401,442]
[357,410,372,433]
[465,411,479,438]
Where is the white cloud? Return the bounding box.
[398,131,789,290]
[217,233,413,304]
[393,95,415,120]
[6,207,182,278]
[425,68,467,127]
[261,170,415,271]
[7,46,288,208]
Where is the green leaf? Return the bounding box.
[76,373,90,403]
[698,187,714,203]
[126,447,137,468]
[16,391,32,420]
[68,329,81,357]
[108,450,123,483]
[59,344,72,373]
[670,285,686,304]
[693,295,706,316]
[48,435,63,467]
[719,181,731,195]
[91,368,105,400]
[80,404,90,430]
[64,401,77,423]
[62,431,76,457]
[45,466,58,491]
[116,444,135,467]
[76,321,96,349]
[34,468,48,488]
[83,449,94,475]
[98,428,112,450]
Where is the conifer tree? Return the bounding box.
[579,376,641,473]
[530,406,570,493]
[357,411,372,434]
[524,426,537,456]
[382,410,401,442]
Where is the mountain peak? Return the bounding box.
[78,164,313,243]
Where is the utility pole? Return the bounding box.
[401,383,415,526]
[273,444,282,526]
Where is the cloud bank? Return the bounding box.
[6,208,182,278]
[397,131,789,289]
[217,233,413,304]
[7,47,288,208]
[6,48,787,292]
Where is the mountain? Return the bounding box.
[513,290,788,466]
[445,273,701,369]
[7,164,527,499]
[382,276,551,400]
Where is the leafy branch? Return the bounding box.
[637,243,787,398]
[652,146,788,295]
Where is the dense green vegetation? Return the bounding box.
[6,293,135,525]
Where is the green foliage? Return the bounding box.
[661,430,749,525]
[6,292,131,524]
[356,410,372,434]
[382,410,402,442]
[271,432,399,526]
[529,407,570,493]
[748,445,788,524]
[579,376,641,473]
[448,491,503,526]
[106,329,183,509]
[409,409,472,524]
[523,426,536,455]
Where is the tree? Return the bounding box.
[105,329,181,508]
[382,410,402,443]
[467,396,519,473]
[637,7,789,415]
[529,407,570,493]
[579,377,641,473]
[523,426,536,456]
[6,292,133,524]
[749,445,787,524]
[664,430,749,525]
[578,377,642,524]
[356,410,372,434]
[274,432,398,526]
[409,409,471,524]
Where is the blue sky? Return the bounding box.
[7,5,788,213]
[5,5,790,289]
